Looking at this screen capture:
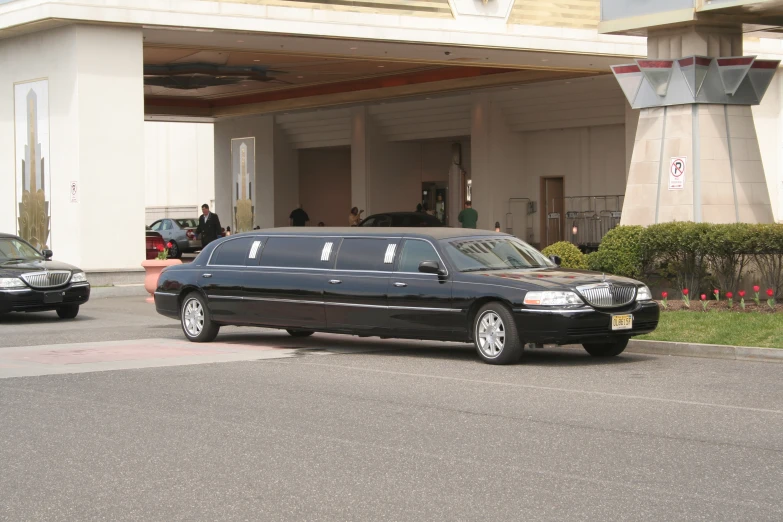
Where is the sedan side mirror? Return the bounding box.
[548,255,562,266]
[419,260,445,275]
[42,249,53,260]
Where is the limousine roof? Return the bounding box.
[243,227,507,241]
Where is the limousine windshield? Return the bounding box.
[442,237,553,272]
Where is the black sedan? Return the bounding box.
[359,212,444,227]
[153,228,658,365]
[0,233,90,319]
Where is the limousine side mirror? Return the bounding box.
[42,249,53,260]
[548,255,562,267]
[419,261,445,275]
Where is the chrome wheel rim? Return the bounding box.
[477,311,506,358]
[182,298,204,337]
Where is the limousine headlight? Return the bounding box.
[71,272,87,283]
[0,277,26,289]
[636,285,652,301]
[523,291,582,306]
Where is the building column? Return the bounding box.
[615,26,777,225]
[350,107,370,215]
[0,24,145,271]
[469,95,491,229]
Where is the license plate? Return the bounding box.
[611,314,633,331]
[43,292,64,304]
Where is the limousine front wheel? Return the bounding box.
[474,303,523,365]
[181,293,219,343]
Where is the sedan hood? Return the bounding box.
[0,259,81,277]
[468,268,640,289]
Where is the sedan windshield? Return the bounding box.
[0,237,42,262]
[441,237,552,272]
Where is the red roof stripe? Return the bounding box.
[751,60,779,69]
[637,60,674,68]
[717,57,754,66]
[612,65,640,74]
[678,57,694,67]
[695,57,712,67]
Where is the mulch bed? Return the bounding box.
[658,300,783,313]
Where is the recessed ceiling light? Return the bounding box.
[253,59,260,62]
[512,87,518,90]
[377,65,385,68]
[237,40,244,43]
[297,76,304,79]
[349,47,358,50]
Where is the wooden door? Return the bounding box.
[539,177,564,249]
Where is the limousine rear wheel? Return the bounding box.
[473,303,523,365]
[582,338,629,357]
[181,293,219,343]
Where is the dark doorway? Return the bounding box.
[540,177,565,249]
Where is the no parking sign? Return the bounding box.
[669,157,686,190]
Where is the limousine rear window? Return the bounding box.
[259,237,333,269]
[442,237,552,272]
[211,237,256,266]
[336,238,398,272]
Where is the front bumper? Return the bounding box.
[512,300,659,345]
[0,283,91,313]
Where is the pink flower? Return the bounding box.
[661,291,668,299]
[726,292,733,299]
[683,289,689,296]
[739,290,746,297]
[700,294,707,301]
[767,288,775,297]
[714,289,719,295]
[754,285,760,293]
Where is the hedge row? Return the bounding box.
[586,222,783,298]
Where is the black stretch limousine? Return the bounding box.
[154,228,659,364]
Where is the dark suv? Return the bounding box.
[359,212,444,227]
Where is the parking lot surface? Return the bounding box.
[1,297,782,520]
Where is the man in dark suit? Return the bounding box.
[196,204,221,248]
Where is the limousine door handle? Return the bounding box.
[393,282,407,287]
[329,279,342,285]
[202,273,212,279]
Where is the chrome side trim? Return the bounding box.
[0,288,32,294]
[384,243,397,264]
[249,240,262,259]
[154,291,178,296]
[209,294,459,312]
[321,242,334,262]
[70,282,90,287]
[513,307,594,314]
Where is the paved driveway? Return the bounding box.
[1,296,781,520]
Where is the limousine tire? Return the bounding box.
[473,303,523,365]
[287,329,314,338]
[56,305,80,319]
[582,338,629,357]
[181,292,219,343]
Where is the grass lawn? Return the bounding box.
[638,311,783,349]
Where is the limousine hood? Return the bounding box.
[0,259,81,277]
[468,268,640,289]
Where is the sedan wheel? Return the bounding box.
[473,303,523,365]
[181,293,219,342]
[168,241,181,259]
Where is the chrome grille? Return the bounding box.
[21,271,72,289]
[576,283,636,308]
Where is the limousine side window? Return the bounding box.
[397,239,439,273]
[259,237,336,268]
[335,238,398,272]
[210,237,256,266]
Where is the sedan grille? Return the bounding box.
[21,271,72,289]
[576,283,636,309]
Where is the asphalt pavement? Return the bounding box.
[1,296,782,521]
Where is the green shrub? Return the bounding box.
[703,223,753,293]
[587,225,645,278]
[541,241,588,270]
[641,222,710,294]
[747,224,783,299]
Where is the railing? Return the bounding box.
[564,195,624,251]
[505,198,537,244]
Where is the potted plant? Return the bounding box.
[141,242,182,303]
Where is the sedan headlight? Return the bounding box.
[636,285,652,301]
[71,272,87,283]
[524,291,583,306]
[0,277,26,289]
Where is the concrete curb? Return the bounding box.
[89,285,148,299]
[627,339,783,363]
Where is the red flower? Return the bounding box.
[157,245,164,252]
[167,242,173,248]
[714,289,719,295]
[767,288,775,297]
[726,292,733,299]
[700,294,706,301]
[754,285,760,292]
[739,290,746,297]
[661,291,668,299]
[683,289,689,296]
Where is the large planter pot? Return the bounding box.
[141,259,182,303]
